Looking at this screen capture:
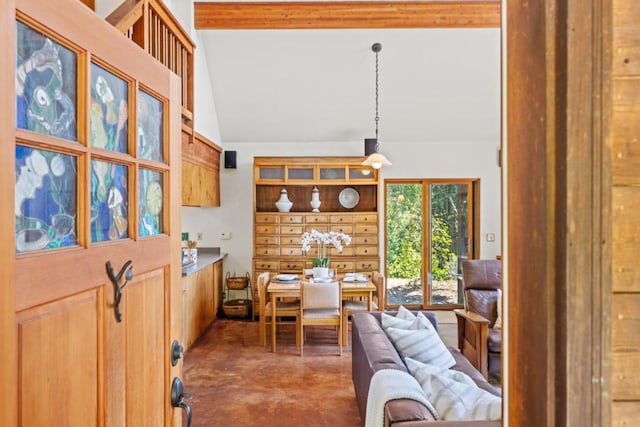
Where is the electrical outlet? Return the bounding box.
[220,232,232,240]
[196,232,203,241]
[486,233,495,242]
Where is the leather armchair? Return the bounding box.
[453,259,502,379]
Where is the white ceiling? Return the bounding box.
[197,28,501,144]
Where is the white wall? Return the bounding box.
[182,139,502,278]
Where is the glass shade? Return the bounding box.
[361,152,392,169]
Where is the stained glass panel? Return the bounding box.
[138,169,163,236]
[15,146,77,253]
[16,21,77,141]
[91,160,129,242]
[137,90,163,162]
[90,63,128,153]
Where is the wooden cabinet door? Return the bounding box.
[4,1,183,425]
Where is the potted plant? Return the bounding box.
[301,229,351,278]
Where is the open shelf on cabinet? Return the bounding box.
[256,184,377,213]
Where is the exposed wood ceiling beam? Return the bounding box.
[194,1,501,30]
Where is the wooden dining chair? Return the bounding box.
[257,272,300,348]
[299,280,342,356]
[341,271,386,345]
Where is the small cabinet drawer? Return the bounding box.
[256,225,278,234]
[280,246,303,256]
[331,261,354,273]
[256,214,279,224]
[354,235,378,245]
[306,214,329,224]
[354,223,378,234]
[280,261,305,272]
[256,236,279,245]
[281,236,301,245]
[329,246,354,256]
[305,224,328,233]
[354,213,378,223]
[355,259,379,272]
[254,259,279,271]
[355,246,378,256]
[280,225,304,235]
[330,224,353,235]
[256,247,279,256]
[330,214,353,224]
[281,214,303,224]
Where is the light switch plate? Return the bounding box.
[220,232,232,240]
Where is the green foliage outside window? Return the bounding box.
[387,183,462,281]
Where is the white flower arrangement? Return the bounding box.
[301,229,352,267]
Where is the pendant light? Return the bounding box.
[362,42,391,169]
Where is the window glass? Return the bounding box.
[16,146,78,252]
[16,21,77,141]
[139,169,164,236]
[137,90,163,162]
[91,160,129,242]
[90,63,129,153]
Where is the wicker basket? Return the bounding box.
[226,272,250,290]
[223,299,251,318]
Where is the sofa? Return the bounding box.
[351,311,501,426]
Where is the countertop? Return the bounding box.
[182,247,227,276]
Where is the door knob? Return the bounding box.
[171,377,192,427]
[171,340,184,366]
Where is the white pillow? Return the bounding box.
[381,311,431,331]
[386,326,456,370]
[396,305,416,321]
[419,372,502,421]
[405,357,477,388]
[423,375,502,421]
[494,289,502,329]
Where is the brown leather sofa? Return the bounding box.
[351,311,501,426]
[453,260,502,378]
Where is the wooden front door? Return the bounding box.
[2,0,183,425]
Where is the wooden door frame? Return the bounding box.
[506,0,610,425]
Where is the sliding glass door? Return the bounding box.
[385,180,477,308]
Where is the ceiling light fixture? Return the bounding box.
[362,42,391,170]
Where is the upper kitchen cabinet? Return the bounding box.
[182,132,221,207]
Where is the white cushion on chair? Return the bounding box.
[303,282,340,309]
[303,308,341,319]
[265,300,300,313]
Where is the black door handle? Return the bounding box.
[106,260,133,322]
[171,377,192,427]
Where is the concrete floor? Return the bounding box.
[183,312,458,427]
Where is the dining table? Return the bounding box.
[267,275,376,352]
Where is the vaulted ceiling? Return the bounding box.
[194,1,502,144]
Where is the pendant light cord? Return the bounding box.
[374,44,380,149]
